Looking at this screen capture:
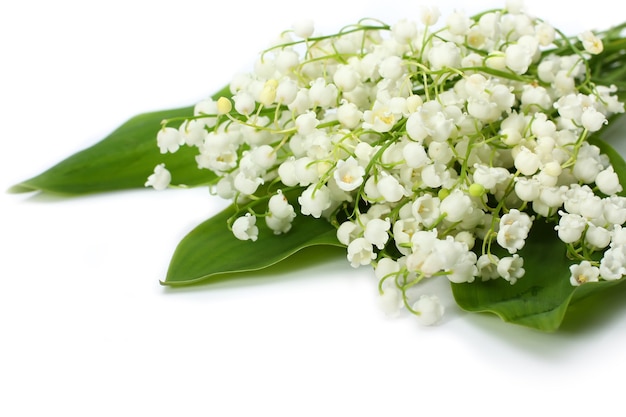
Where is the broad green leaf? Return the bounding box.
[163,205,343,286]
[451,138,626,332]
[9,106,209,194]
[9,86,231,194]
[452,220,621,332]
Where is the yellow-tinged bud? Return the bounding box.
[216,97,232,115]
[259,79,278,106]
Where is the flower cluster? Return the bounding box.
[147,3,625,325]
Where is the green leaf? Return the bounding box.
[9,86,231,194]
[8,106,209,194]
[452,220,617,332]
[451,137,626,332]
[162,205,343,286]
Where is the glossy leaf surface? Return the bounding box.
[9,85,231,194]
[163,205,343,286]
[451,138,626,331]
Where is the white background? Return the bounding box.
[3,1,626,415]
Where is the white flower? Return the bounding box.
[298,184,332,218]
[157,127,184,154]
[596,166,623,195]
[364,218,391,250]
[363,100,399,133]
[277,158,298,187]
[514,146,541,176]
[288,89,311,114]
[275,78,298,105]
[265,214,294,235]
[427,42,461,71]
[521,85,552,111]
[275,50,300,75]
[497,209,533,254]
[420,164,443,188]
[214,176,235,199]
[454,231,476,250]
[179,119,206,147]
[333,157,365,192]
[294,157,321,186]
[292,19,314,39]
[581,107,606,132]
[194,98,218,119]
[605,197,626,225]
[268,191,295,219]
[573,144,604,183]
[586,224,611,249]
[347,237,376,268]
[477,254,500,281]
[611,225,626,247]
[295,111,319,135]
[144,163,171,191]
[308,78,337,108]
[379,286,404,317]
[232,214,259,241]
[505,0,524,14]
[405,101,453,142]
[555,93,584,120]
[402,142,430,168]
[497,255,525,284]
[514,177,541,202]
[409,229,438,256]
[599,245,626,280]
[376,173,406,203]
[446,247,478,283]
[412,194,441,228]
[420,5,441,26]
[233,91,256,115]
[446,11,471,36]
[336,221,360,247]
[391,19,417,44]
[378,56,404,80]
[233,171,264,195]
[392,219,418,255]
[467,97,500,123]
[579,30,603,55]
[250,145,277,170]
[336,101,363,129]
[440,189,472,223]
[569,261,600,286]
[473,164,511,191]
[555,211,587,243]
[505,43,533,74]
[375,257,401,281]
[428,141,453,164]
[536,22,556,46]
[413,295,444,326]
[579,195,604,220]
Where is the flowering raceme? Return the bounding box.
[148,4,626,325]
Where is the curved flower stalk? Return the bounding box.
[146,4,626,325]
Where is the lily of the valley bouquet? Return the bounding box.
[12,2,626,331]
